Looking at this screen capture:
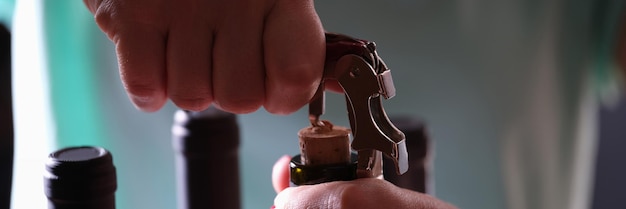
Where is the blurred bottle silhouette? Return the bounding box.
[44,146,117,209]
[172,107,241,209]
[383,116,432,194]
[1,23,13,209]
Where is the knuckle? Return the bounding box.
[93,0,120,39]
[83,0,100,14]
[92,0,167,42]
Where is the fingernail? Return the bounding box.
[130,95,155,111]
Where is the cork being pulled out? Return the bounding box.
[298,120,351,166]
[289,119,358,186]
[289,32,409,186]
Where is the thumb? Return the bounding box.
[272,155,292,193]
[273,181,348,209]
[273,178,457,209]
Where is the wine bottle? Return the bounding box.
[44,146,117,209]
[172,108,241,209]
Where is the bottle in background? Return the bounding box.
[383,116,432,194]
[172,107,241,209]
[44,146,117,209]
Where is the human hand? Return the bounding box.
[83,0,325,114]
[271,155,458,209]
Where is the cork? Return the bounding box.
[298,120,351,166]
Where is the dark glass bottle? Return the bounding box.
[172,108,241,209]
[290,153,358,186]
[44,146,117,209]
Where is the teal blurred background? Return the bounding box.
[6,0,625,209]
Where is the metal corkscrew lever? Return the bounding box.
[309,33,409,178]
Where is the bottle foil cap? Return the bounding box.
[44,146,117,200]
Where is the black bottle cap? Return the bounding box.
[172,109,240,155]
[44,146,117,201]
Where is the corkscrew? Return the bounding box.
[308,33,408,178]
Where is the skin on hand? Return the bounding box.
[271,156,458,209]
[83,0,325,114]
